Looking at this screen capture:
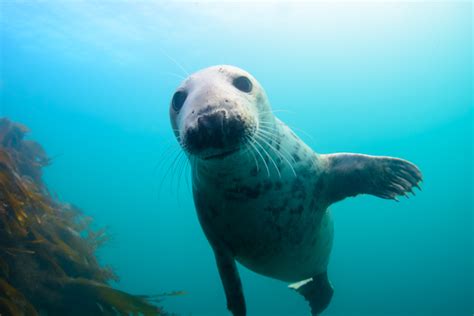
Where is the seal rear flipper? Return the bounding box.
[289,272,334,316]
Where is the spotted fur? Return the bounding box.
[170,65,422,316]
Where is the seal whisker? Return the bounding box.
[190,156,200,187]
[254,133,297,177]
[287,126,315,142]
[173,151,183,197]
[256,121,280,130]
[183,155,191,190]
[256,128,298,165]
[172,150,186,197]
[177,151,189,196]
[253,137,281,179]
[258,109,295,115]
[244,139,260,173]
[153,143,181,204]
[257,122,279,128]
[159,48,190,76]
[254,132,296,176]
[157,148,183,197]
[254,132,286,163]
[155,145,180,177]
[184,157,191,193]
[194,157,204,187]
[160,71,187,81]
[259,121,316,143]
[153,143,181,176]
[247,138,270,177]
[258,123,315,161]
[195,158,202,185]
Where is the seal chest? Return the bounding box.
[193,121,334,283]
[169,65,423,315]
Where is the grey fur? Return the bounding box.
[170,65,422,315]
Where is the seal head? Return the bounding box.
[169,65,271,160]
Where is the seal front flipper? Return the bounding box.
[214,247,246,316]
[289,272,334,316]
[320,153,422,205]
[194,192,246,316]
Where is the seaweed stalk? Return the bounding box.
[0,118,167,316]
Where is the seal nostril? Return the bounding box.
[185,110,246,154]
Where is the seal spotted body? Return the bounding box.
[169,65,422,315]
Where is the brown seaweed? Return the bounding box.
[0,118,167,316]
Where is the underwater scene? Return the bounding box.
[1,1,472,315]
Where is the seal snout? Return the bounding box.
[183,109,249,159]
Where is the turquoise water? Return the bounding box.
[1,1,472,315]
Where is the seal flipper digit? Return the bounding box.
[214,248,246,316]
[289,272,334,316]
[320,153,422,205]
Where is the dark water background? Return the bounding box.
[1,2,472,315]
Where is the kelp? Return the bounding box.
[0,118,167,316]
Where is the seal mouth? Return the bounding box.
[203,148,240,160]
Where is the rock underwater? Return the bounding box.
[0,118,171,316]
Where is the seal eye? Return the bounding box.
[233,76,252,93]
[172,91,187,112]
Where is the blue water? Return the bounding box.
[1,1,472,315]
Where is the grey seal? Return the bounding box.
[169,65,422,315]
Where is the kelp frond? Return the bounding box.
[0,118,168,315]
